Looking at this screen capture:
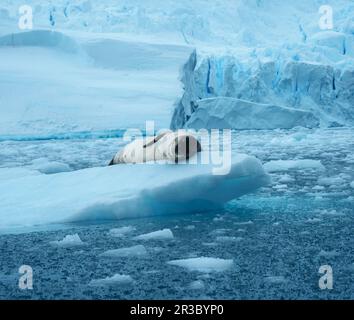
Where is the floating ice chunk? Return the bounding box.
[100,245,147,258]
[216,236,243,242]
[264,276,287,284]
[233,221,253,226]
[264,160,325,172]
[210,228,230,235]
[318,250,339,258]
[312,185,325,191]
[108,226,136,237]
[318,210,345,217]
[31,158,71,174]
[167,257,233,273]
[50,234,84,247]
[278,174,295,183]
[188,280,205,290]
[318,177,346,186]
[274,184,288,190]
[133,229,174,241]
[350,181,354,189]
[305,218,322,224]
[89,274,133,287]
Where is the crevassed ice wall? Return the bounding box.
[171,33,354,129]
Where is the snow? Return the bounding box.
[89,274,133,287]
[0,29,192,135]
[100,245,147,258]
[167,257,234,273]
[133,229,174,241]
[108,226,136,237]
[50,234,85,247]
[0,153,269,230]
[264,159,325,172]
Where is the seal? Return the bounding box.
[109,131,202,165]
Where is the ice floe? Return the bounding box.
[167,257,233,273]
[89,274,133,287]
[50,234,85,247]
[100,245,147,258]
[134,229,174,241]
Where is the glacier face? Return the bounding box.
[171,41,354,130]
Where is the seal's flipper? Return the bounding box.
[108,158,115,166]
[143,132,169,148]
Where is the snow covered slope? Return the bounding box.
[0,29,192,135]
[0,153,269,230]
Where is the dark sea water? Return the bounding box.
[0,128,353,299]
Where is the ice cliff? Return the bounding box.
[171,40,354,130]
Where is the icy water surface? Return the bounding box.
[0,127,353,299]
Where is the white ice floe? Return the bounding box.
[264,160,325,172]
[108,226,136,237]
[318,250,340,258]
[233,221,253,226]
[0,154,269,230]
[350,182,354,189]
[50,234,85,247]
[100,245,147,258]
[318,176,346,186]
[188,280,205,290]
[89,274,133,287]
[305,218,322,224]
[167,257,233,273]
[133,229,174,241]
[216,236,243,243]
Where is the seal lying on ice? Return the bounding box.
[109,131,202,165]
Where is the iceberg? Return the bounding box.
[0,153,269,231]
